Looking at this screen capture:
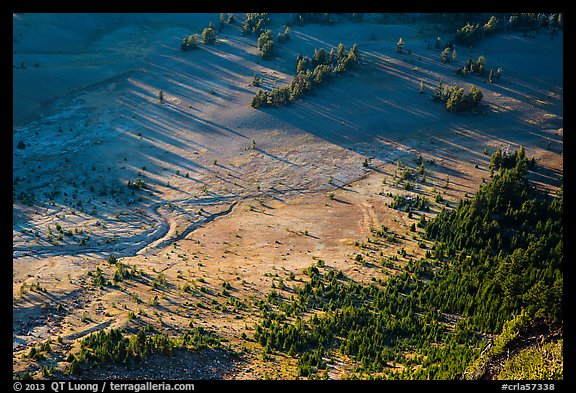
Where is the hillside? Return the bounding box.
[13,12,563,381]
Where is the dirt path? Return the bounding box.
[138,200,238,255]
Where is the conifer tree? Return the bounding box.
[396,37,405,54]
[202,24,217,44]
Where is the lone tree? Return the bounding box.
[488,68,494,83]
[419,80,425,94]
[181,34,199,51]
[202,22,217,44]
[158,90,164,104]
[435,36,442,49]
[396,37,405,54]
[441,47,452,63]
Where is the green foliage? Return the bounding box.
[79,326,170,366]
[90,267,107,289]
[27,346,45,362]
[508,13,562,32]
[201,23,217,44]
[440,47,452,63]
[113,263,133,283]
[457,56,487,77]
[425,150,562,332]
[127,177,146,190]
[277,25,290,43]
[251,151,562,379]
[76,325,223,373]
[242,13,270,36]
[452,15,500,46]
[152,272,167,289]
[388,194,429,212]
[489,309,532,358]
[181,34,199,51]
[498,339,562,379]
[432,81,483,112]
[257,30,274,59]
[251,74,262,86]
[251,43,360,108]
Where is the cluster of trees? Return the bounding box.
[240,13,288,59]
[388,193,430,213]
[257,30,274,59]
[454,15,501,45]
[276,25,290,43]
[241,13,270,36]
[290,13,364,26]
[456,55,487,77]
[440,46,456,63]
[180,34,199,51]
[180,22,217,51]
[424,149,562,332]
[251,43,359,108]
[293,13,337,26]
[508,13,563,32]
[127,177,146,190]
[88,262,139,289]
[201,22,217,44]
[75,326,173,370]
[254,259,473,378]
[432,81,483,113]
[68,325,223,375]
[252,148,561,379]
[255,25,289,59]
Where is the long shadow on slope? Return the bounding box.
[259,49,563,192]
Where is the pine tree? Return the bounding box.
[201,25,217,44]
[312,48,327,65]
[252,74,262,86]
[435,36,442,49]
[441,47,452,63]
[419,80,425,94]
[433,81,444,101]
[468,85,483,106]
[488,68,494,83]
[336,43,346,60]
[158,90,164,104]
[257,30,274,59]
[396,37,405,54]
[347,44,359,63]
[185,34,198,49]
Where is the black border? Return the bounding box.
[8,1,572,391]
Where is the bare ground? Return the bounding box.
[13,13,562,379]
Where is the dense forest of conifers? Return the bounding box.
[254,149,562,379]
